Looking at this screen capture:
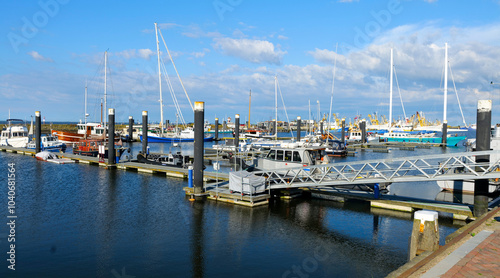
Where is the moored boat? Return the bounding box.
[0,119,30,148]
[27,135,67,152]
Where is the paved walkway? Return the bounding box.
[418,209,500,278]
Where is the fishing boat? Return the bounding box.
[72,139,127,159]
[27,135,67,152]
[324,140,347,157]
[379,131,465,146]
[0,119,30,148]
[142,127,214,142]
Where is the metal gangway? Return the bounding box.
[254,150,500,190]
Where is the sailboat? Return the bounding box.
[380,45,466,146]
[141,23,213,143]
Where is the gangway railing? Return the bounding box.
[252,150,500,190]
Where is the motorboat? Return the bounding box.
[0,119,29,148]
[27,135,67,152]
[136,144,194,168]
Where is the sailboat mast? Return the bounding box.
[248,89,251,129]
[443,42,448,123]
[155,22,164,132]
[389,48,393,130]
[275,75,278,139]
[85,81,88,138]
[104,50,107,136]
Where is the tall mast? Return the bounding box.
[443,42,448,123]
[155,22,164,132]
[104,50,107,135]
[275,75,278,139]
[85,80,88,138]
[248,89,251,129]
[389,48,393,130]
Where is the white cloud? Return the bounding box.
[213,37,286,65]
[114,49,155,60]
[27,51,53,62]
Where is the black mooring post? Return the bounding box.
[474,100,491,217]
[442,120,448,147]
[214,118,219,145]
[142,111,148,156]
[108,108,115,165]
[234,114,240,147]
[193,102,205,195]
[320,121,324,135]
[35,111,41,153]
[223,120,227,131]
[341,118,346,144]
[361,119,366,143]
[297,116,301,142]
[128,116,134,142]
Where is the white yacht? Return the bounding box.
[0,119,29,148]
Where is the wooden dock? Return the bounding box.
[0,146,228,181]
[184,183,270,207]
[307,187,474,220]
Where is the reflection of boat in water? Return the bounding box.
[27,135,67,152]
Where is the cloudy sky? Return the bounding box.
[1,0,500,126]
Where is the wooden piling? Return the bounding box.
[142,111,148,156]
[297,116,301,142]
[474,100,491,217]
[108,108,115,165]
[128,116,134,142]
[214,117,219,144]
[35,111,41,153]
[194,102,205,194]
[234,114,240,146]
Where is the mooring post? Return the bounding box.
[361,119,366,143]
[234,114,240,147]
[223,120,227,131]
[296,116,301,142]
[128,116,134,142]
[320,121,324,135]
[108,108,115,165]
[194,102,205,195]
[441,120,448,147]
[341,118,346,144]
[35,111,41,153]
[408,210,439,261]
[474,100,491,217]
[214,117,219,145]
[142,111,148,157]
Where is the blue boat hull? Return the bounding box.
[380,136,466,147]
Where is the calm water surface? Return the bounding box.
[0,132,471,277]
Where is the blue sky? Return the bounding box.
[1,0,500,126]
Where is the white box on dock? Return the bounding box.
[229,171,266,195]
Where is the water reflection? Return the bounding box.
[190,200,205,278]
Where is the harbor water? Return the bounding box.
[0,131,474,277]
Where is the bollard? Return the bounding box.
[474,100,491,217]
[142,111,148,156]
[441,120,448,147]
[408,210,439,261]
[374,183,380,199]
[214,117,219,145]
[35,111,41,153]
[234,114,240,147]
[128,116,134,142]
[296,116,301,142]
[108,108,115,165]
[193,102,205,195]
[188,166,193,188]
[341,118,346,144]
